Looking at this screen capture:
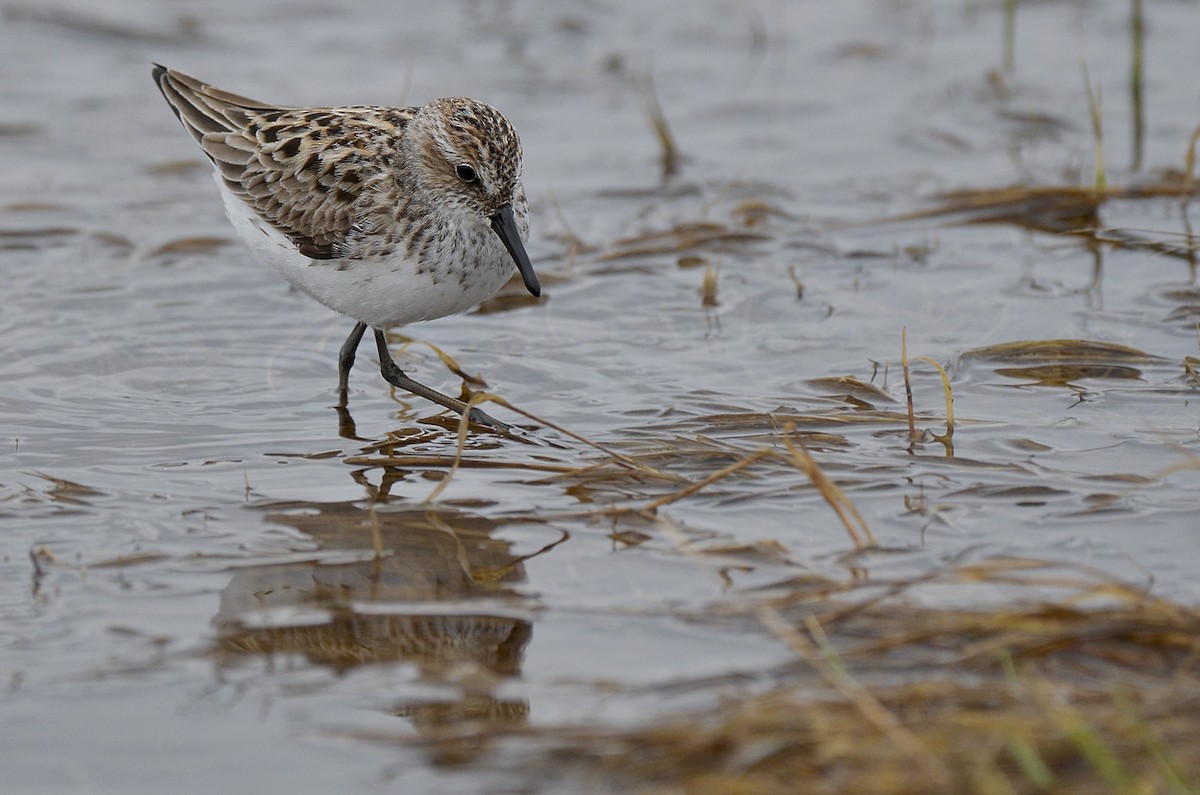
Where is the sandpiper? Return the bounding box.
[152,65,540,430]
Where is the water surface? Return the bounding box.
[3,1,1199,791]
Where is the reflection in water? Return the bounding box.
[994,364,1144,387]
[211,501,536,739]
[964,339,1159,390]
[334,401,362,440]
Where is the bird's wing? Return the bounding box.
[153,65,414,259]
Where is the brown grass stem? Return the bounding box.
[483,395,651,472]
[1185,125,1200,189]
[902,327,918,443]
[700,263,719,307]
[1130,0,1145,172]
[1083,62,1107,191]
[780,426,877,550]
[388,332,487,386]
[642,75,680,180]
[642,447,773,513]
[913,355,955,443]
[343,455,580,473]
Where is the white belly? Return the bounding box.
[217,182,514,328]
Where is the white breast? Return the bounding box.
[215,179,515,329]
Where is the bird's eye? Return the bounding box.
[455,164,478,183]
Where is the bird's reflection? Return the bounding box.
[334,401,362,440]
[212,499,545,739]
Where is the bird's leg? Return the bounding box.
[337,321,369,403]
[373,329,511,432]
[333,322,370,438]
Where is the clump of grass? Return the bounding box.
[526,664,1200,794]
[354,560,1200,795]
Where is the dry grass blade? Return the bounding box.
[415,390,650,504]
[641,447,773,513]
[25,470,105,504]
[471,528,570,583]
[700,263,719,307]
[780,426,876,550]
[485,395,657,474]
[850,178,1198,242]
[342,454,579,473]
[962,338,1163,363]
[808,375,895,403]
[408,391,667,501]
[902,328,918,443]
[1185,125,1200,188]
[1082,62,1106,191]
[787,264,805,299]
[88,552,171,568]
[1130,0,1145,172]
[598,222,767,261]
[852,185,1107,235]
[29,545,57,581]
[387,332,487,387]
[642,75,679,179]
[914,355,955,441]
[422,392,482,503]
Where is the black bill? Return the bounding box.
[490,203,541,297]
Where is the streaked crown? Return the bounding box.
[410,98,524,217]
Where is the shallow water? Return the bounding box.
[3,0,1199,791]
